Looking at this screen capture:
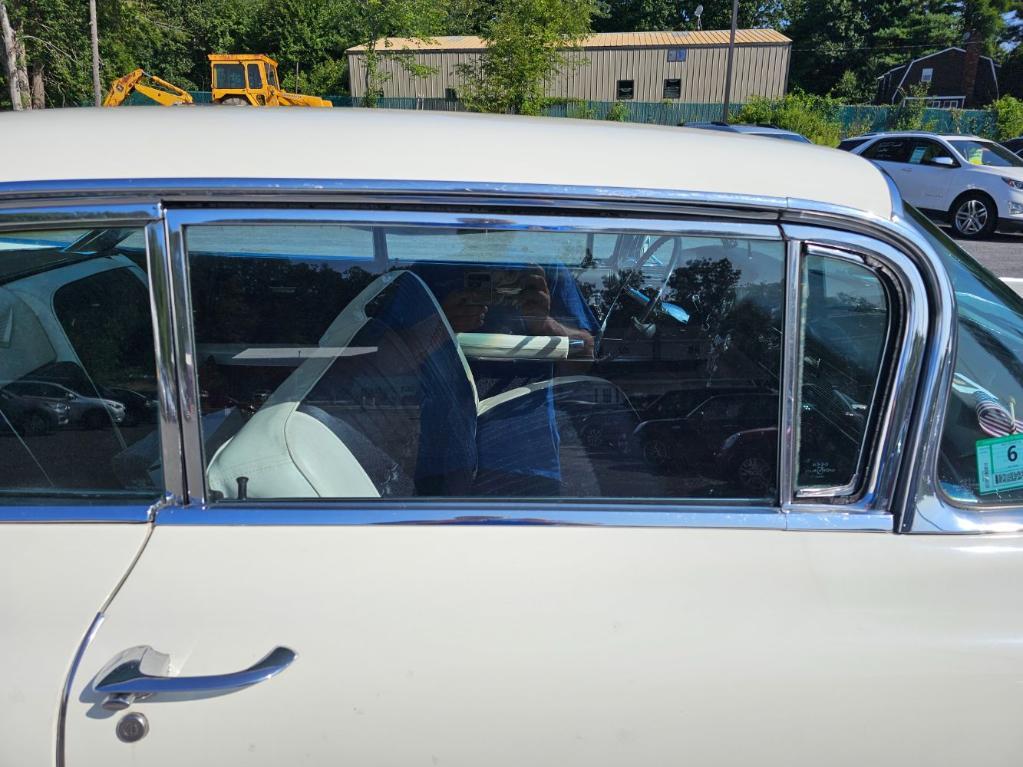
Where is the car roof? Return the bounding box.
[849,131,985,141]
[0,107,895,219]
[685,121,801,135]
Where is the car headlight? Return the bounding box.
[720,433,740,452]
[1002,176,1023,191]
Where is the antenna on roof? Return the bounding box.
[694,4,703,30]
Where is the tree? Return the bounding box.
[595,0,790,32]
[0,0,26,109]
[338,0,444,106]
[457,0,600,115]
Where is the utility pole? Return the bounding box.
[720,0,738,123]
[89,0,101,106]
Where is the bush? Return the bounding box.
[734,91,842,146]
[991,96,1023,141]
[606,101,629,122]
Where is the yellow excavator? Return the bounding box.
[103,54,332,107]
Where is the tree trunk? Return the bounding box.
[0,0,24,110]
[13,20,29,108]
[30,61,43,108]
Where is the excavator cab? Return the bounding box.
[209,54,332,107]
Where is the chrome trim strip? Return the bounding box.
[0,505,153,523]
[145,220,185,502]
[0,202,160,230]
[778,239,802,512]
[157,503,787,528]
[785,510,893,532]
[56,612,104,767]
[165,212,205,504]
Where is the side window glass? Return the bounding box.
[798,253,890,492]
[246,64,263,89]
[0,227,162,498]
[864,139,910,163]
[187,221,785,503]
[908,140,952,166]
[214,64,245,89]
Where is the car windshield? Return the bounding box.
[948,139,1023,168]
[906,207,1023,505]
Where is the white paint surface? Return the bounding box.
[67,525,1023,766]
[0,108,895,219]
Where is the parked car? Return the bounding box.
[1002,136,1023,157]
[840,131,1023,238]
[0,384,70,435]
[3,108,1023,767]
[685,121,812,143]
[4,380,127,429]
[101,386,159,426]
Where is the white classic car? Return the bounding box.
[1,107,1021,767]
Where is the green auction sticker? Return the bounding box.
[976,433,1023,494]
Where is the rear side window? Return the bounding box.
[862,138,911,163]
[909,209,1023,505]
[0,227,162,498]
[837,138,869,152]
[798,253,891,492]
[186,220,786,503]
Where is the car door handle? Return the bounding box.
[94,645,296,710]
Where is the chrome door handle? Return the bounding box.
[94,645,295,711]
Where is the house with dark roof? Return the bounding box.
[875,43,1000,108]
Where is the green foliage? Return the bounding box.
[734,91,842,146]
[991,96,1023,140]
[606,100,629,121]
[889,82,934,130]
[457,0,601,116]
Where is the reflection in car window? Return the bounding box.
[187,222,786,503]
[908,208,1023,505]
[863,138,911,163]
[0,227,162,498]
[798,255,890,490]
[948,139,1023,168]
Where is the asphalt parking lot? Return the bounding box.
[947,228,1023,288]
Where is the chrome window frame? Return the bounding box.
[0,199,183,523]
[3,176,1000,532]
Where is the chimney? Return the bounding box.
[961,30,982,108]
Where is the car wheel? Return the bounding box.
[23,412,49,436]
[642,438,671,468]
[951,193,997,239]
[219,97,249,106]
[83,409,107,430]
[735,454,772,493]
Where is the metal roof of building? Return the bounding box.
[347,29,791,53]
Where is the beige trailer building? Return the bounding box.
[346,29,791,103]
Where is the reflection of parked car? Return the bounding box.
[100,386,158,426]
[685,122,812,143]
[841,131,1023,238]
[632,392,777,469]
[6,380,126,429]
[0,385,70,435]
[555,397,640,450]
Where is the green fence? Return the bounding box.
[121,90,998,138]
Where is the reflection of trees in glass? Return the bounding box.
[190,259,378,344]
[667,258,741,335]
[590,267,644,323]
[53,267,155,389]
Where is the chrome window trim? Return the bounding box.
[0,203,183,522]
[4,177,1001,532]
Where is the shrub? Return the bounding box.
[734,91,842,146]
[991,96,1023,141]
[606,101,629,122]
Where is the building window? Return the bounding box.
[616,80,634,100]
[667,49,687,63]
[444,88,457,101]
[663,78,682,99]
[921,67,933,84]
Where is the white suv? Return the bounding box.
[841,132,1023,238]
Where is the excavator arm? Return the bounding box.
[103,69,194,107]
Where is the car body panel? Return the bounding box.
[67,525,1023,767]
[0,522,149,767]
